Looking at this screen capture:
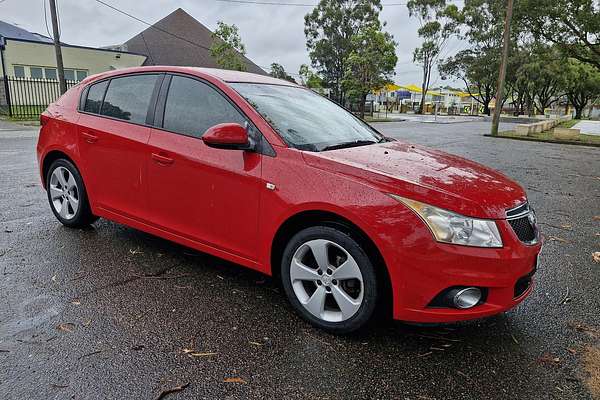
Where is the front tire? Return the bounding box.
[281,226,378,334]
[46,159,97,228]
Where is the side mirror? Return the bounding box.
[202,123,252,150]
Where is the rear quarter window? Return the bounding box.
[83,80,109,114]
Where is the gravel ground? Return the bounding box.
[1,120,599,399]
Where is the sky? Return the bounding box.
[0,0,468,87]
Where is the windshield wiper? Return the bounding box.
[320,140,378,152]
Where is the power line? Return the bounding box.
[216,0,408,6]
[94,0,212,52]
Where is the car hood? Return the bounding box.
[302,141,527,219]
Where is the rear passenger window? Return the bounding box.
[83,80,109,114]
[162,75,245,138]
[100,74,158,124]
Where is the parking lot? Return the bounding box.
[1,119,599,399]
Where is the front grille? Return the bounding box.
[508,216,536,243]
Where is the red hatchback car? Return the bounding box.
[37,66,542,333]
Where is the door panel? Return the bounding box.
[77,74,161,221]
[78,115,151,220]
[147,129,262,260]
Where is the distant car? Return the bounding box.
[37,67,542,333]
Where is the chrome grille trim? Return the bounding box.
[506,202,530,220]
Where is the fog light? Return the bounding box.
[453,287,482,309]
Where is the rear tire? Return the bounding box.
[281,226,378,334]
[46,159,97,228]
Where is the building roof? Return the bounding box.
[114,9,266,75]
[0,20,53,44]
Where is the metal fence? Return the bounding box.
[1,77,77,119]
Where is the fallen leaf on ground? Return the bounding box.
[188,352,217,357]
[568,321,600,338]
[547,235,569,243]
[593,252,600,263]
[567,348,578,354]
[129,248,143,255]
[538,353,561,366]
[51,275,57,282]
[71,299,81,305]
[249,341,263,346]
[56,323,75,333]
[223,377,246,384]
[560,224,572,229]
[594,216,600,221]
[83,319,92,326]
[156,383,190,400]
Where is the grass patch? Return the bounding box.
[558,119,580,129]
[364,116,394,123]
[488,129,600,147]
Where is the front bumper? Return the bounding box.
[389,219,542,323]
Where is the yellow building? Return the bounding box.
[0,20,146,114]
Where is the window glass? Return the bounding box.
[83,80,109,114]
[13,65,25,78]
[76,70,87,81]
[45,68,57,80]
[231,83,381,151]
[100,74,158,124]
[64,69,75,81]
[30,67,43,79]
[163,75,245,137]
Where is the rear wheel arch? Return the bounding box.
[42,150,78,188]
[270,210,393,317]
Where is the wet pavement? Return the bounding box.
[1,120,599,399]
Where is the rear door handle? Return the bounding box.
[151,152,174,165]
[81,132,98,143]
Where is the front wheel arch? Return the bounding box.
[270,210,393,318]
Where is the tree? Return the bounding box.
[342,25,397,118]
[561,58,600,119]
[210,21,247,71]
[407,0,459,114]
[299,64,324,89]
[518,44,564,114]
[522,0,600,70]
[439,48,498,115]
[269,63,297,83]
[304,0,383,104]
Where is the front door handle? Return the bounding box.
[151,152,174,165]
[81,132,98,143]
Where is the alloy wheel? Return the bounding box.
[49,166,79,220]
[290,239,364,322]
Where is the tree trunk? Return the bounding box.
[483,103,491,116]
[574,106,583,120]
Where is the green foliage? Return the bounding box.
[269,63,297,83]
[560,58,600,118]
[304,0,383,104]
[298,64,324,89]
[439,48,498,115]
[521,0,600,69]
[210,21,247,71]
[342,25,397,117]
[407,0,458,113]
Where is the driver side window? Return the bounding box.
[162,75,246,138]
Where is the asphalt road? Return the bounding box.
[1,120,599,399]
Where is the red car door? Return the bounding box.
[146,75,262,261]
[78,74,162,221]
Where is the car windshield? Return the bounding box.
[230,83,383,152]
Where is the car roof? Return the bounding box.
[81,66,299,88]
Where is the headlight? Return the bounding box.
[389,194,503,248]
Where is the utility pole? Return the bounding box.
[490,0,514,136]
[48,0,67,94]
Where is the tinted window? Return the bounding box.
[83,80,109,114]
[101,74,158,124]
[163,75,245,137]
[30,67,43,79]
[64,69,75,81]
[76,70,87,81]
[13,66,25,78]
[45,68,57,80]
